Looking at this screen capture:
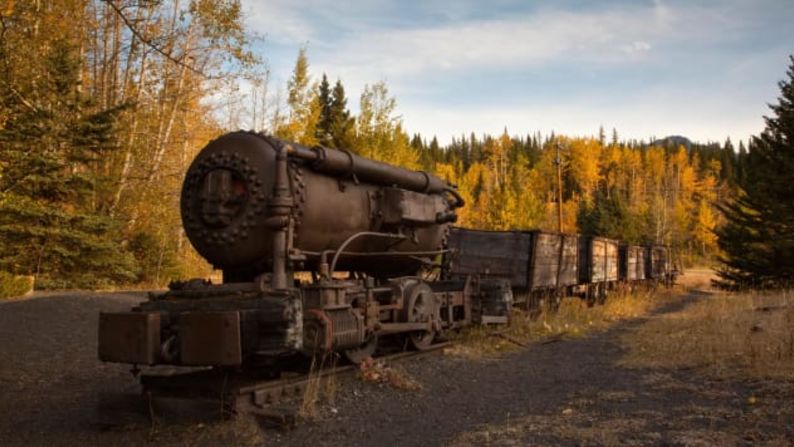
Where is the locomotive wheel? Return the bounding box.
[409,331,435,351]
[404,281,439,351]
[344,334,378,364]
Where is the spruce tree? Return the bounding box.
[736,140,748,184]
[0,39,137,288]
[316,74,333,146]
[721,137,736,184]
[328,79,354,149]
[577,188,642,244]
[715,56,794,289]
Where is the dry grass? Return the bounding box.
[675,268,717,291]
[451,374,794,447]
[621,289,794,379]
[0,272,34,299]
[448,286,679,359]
[298,353,340,418]
[357,357,422,391]
[451,412,660,447]
[140,415,265,447]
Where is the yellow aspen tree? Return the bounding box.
[694,199,718,255]
[568,138,602,202]
[278,47,321,145]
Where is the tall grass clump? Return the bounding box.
[0,271,33,299]
[621,289,794,379]
[449,286,677,358]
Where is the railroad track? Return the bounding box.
[140,342,450,426]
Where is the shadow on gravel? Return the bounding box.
[448,290,794,447]
[2,290,792,447]
[274,290,793,447]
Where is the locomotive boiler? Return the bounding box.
[98,132,510,370]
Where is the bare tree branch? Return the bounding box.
[101,0,207,77]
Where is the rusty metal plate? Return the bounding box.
[98,312,160,365]
[180,311,242,366]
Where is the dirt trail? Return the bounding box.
[274,292,794,446]
[0,289,792,446]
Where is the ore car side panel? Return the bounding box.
[526,231,579,290]
[620,245,644,281]
[591,238,607,283]
[559,234,580,287]
[580,236,619,284]
[529,232,562,289]
[446,228,532,289]
[605,239,619,282]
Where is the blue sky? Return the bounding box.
[241,0,794,146]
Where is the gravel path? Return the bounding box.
[1,291,792,446]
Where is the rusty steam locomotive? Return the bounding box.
[98,131,676,374]
[98,131,511,370]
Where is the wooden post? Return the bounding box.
[555,142,564,233]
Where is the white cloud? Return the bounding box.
[242,0,391,44]
[621,41,652,55]
[239,0,790,145]
[314,8,665,81]
[268,0,760,100]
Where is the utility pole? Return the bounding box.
[555,142,564,233]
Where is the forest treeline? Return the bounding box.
[272,49,739,268]
[0,0,753,289]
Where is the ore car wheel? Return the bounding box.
[344,335,377,364]
[597,284,608,305]
[405,282,439,351]
[545,290,562,314]
[585,286,597,307]
[528,294,543,320]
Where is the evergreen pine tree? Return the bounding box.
[736,140,748,184]
[721,137,736,184]
[410,134,424,151]
[429,136,441,161]
[715,56,794,289]
[577,188,642,243]
[316,73,333,146]
[328,79,354,149]
[0,39,137,287]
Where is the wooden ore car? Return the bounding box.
[444,228,579,308]
[578,236,620,304]
[619,245,647,282]
[646,245,677,286]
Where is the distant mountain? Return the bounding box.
[652,135,693,148]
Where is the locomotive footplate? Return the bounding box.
[99,310,245,366]
[98,312,161,365]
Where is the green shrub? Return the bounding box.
[0,271,34,299]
